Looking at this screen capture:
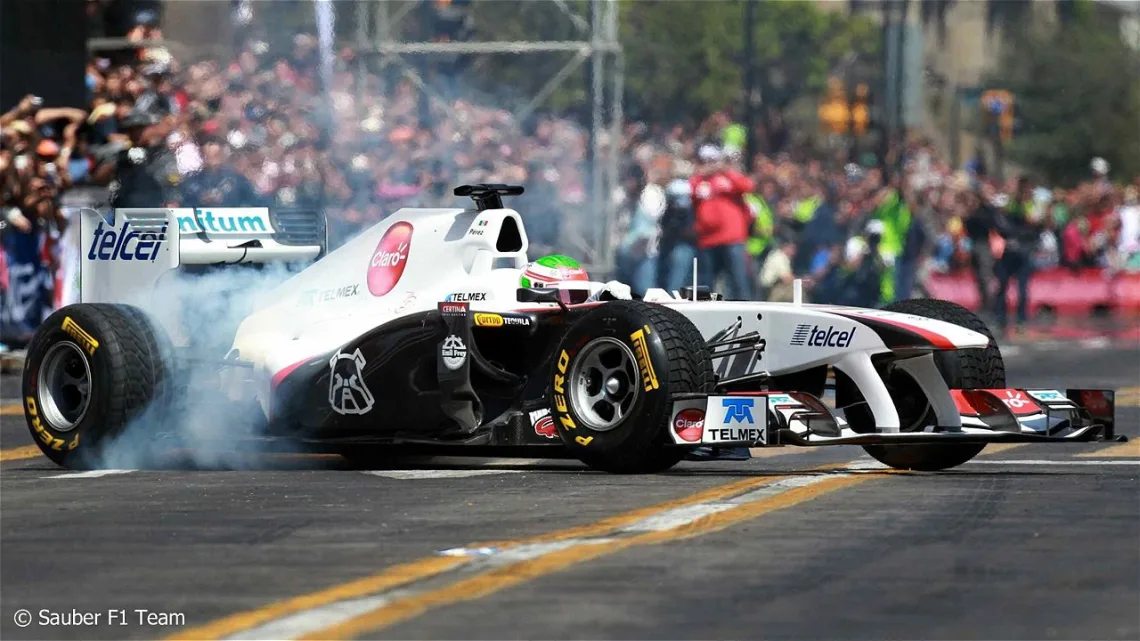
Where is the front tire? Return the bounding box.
[839,298,1004,471]
[22,304,170,468]
[549,301,715,474]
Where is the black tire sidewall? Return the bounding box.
[844,298,1001,471]
[550,304,673,457]
[23,307,126,466]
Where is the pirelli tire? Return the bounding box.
[22,303,172,468]
[549,300,715,474]
[839,298,1005,471]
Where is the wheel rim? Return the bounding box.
[568,337,641,432]
[37,342,92,432]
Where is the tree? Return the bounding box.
[984,3,1140,184]
[443,1,879,126]
[618,0,880,125]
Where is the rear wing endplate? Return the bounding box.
[79,207,325,304]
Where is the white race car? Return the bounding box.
[21,184,1121,472]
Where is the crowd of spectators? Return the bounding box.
[613,125,1140,333]
[3,11,1140,348]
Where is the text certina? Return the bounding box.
[36,608,185,626]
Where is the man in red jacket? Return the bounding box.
[689,144,755,300]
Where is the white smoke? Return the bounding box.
[87,261,311,470]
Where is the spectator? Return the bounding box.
[656,165,698,294]
[965,182,999,318]
[994,177,1041,335]
[1118,187,1140,269]
[614,164,665,297]
[690,145,754,300]
[758,241,796,302]
[838,221,887,308]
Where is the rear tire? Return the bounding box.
[22,304,170,468]
[549,301,714,474]
[839,298,1004,471]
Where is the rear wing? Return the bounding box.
[80,207,325,304]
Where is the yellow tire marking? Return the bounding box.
[1076,440,1140,458]
[300,473,872,640]
[0,445,42,462]
[0,402,23,416]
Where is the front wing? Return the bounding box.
[667,388,1121,448]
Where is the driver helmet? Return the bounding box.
[520,254,589,289]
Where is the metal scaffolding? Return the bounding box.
[353,0,624,273]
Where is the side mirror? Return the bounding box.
[678,285,721,301]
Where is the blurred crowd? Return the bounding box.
[3,10,1140,347]
[614,121,1140,333]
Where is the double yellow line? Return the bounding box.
[0,402,42,463]
[169,468,879,640]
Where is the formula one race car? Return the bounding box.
[22,184,1123,472]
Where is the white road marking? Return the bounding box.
[226,593,403,641]
[481,458,546,467]
[968,459,1140,466]
[43,469,135,479]
[622,476,832,533]
[621,503,738,533]
[360,469,524,480]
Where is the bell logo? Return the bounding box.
[368,222,413,296]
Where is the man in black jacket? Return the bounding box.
[965,183,998,318]
[994,177,1041,335]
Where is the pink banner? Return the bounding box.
[925,268,1140,318]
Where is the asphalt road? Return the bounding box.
[1,340,1138,641]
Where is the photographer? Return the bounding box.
[92,110,176,208]
[179,139,261,207]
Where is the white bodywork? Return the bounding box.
[80,204,990,428]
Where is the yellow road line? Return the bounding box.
[1075,440,1140,458]
[167,473,797,641]
[164,556,467,641]
[0,445,41,462]
[472,473,794,551]
[0,403,23,416]
[169,465,881,641]
[302,473,871,640]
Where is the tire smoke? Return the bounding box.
[87,261,309,470]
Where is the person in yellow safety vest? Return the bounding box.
[794,193,822,224]
[721,122,747,157]
[869,186,912,304]
[744,191,774,261]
